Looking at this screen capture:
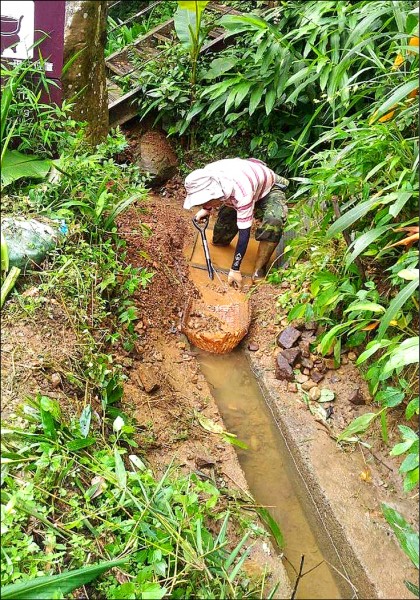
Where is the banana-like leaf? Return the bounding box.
[1,149,51,187]
[1,559,126,599]
[174,1,209,50]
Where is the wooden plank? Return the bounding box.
[108,1,162,32]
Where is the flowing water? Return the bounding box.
[197,348,349,600]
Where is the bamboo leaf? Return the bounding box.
[345,225,394,268]
[371,79,419,122]
[377,280,419,339]
[1,559,126,599]
[344,302,385,314]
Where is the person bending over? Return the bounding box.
[183,157,288,288]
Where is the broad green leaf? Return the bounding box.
[234,81,252,108]
[400,453,419,474]
[319,389,335,403]
[1,559,126,599]
[249,84,264,115]
[375,387,405,408]
[265,88,276,115]
[406,397,419,420]
[79,405,91,438]
[390,440,414,456]
[377,280,419,339]
[319,323,350,355]
[174,1,209,50]
[356,340,393,364]
[381,504,419,569]
[66,437,96,451]
[344,302,385,314]
[1,149,51,187]
[203,57,238,79]
[382,337,419,376]
[114,448,127,489]
[398,269,419,281]
[337,412,378,442]
[1,231,9,274]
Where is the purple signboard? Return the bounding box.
[1,1,65,103]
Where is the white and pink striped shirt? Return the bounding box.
[204,158,276,229]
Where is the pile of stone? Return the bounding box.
[274,323,365,405]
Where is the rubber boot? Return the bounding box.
[252,241,278,281]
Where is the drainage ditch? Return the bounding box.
[196,347,353,600]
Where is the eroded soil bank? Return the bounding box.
[1,176,417,599]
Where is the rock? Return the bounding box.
[304,321,317,331]
[301,380,317,391]
[281,347,301,366]
[277,326,301,349]
[295,372,309,384]
[299,340,311,357]
[295,362,302,369]
[51,373,61,388]
[248,342,259,352]
[275,354,294,381]
[135,364,160,393]
[341,355,349,365]
[348,352,357,361]
[122,357,134,368]
[311,370,325,383]
[280,281,290,289]
[303,368,310,375]
[309,386,321,401]
[324,358,338,370]
[330,375,341,384]
[196,455,216,468]
[137,130,178,185]
[301,357,314,369]
[349,388,366,405]
[314,359,327,373]
[287,382,298,393]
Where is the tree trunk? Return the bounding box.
[62,1,108,146]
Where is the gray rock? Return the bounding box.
[295,372,309,384]
[277,326,301,349]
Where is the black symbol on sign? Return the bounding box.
[1,15,23,54]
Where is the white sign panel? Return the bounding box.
[1,1,35,59]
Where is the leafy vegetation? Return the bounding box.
[1,397,272,598]
[1,48,275,598]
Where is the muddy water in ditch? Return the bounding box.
[197,348,345,600]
